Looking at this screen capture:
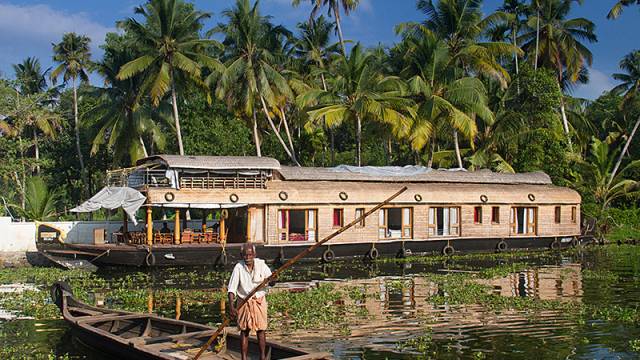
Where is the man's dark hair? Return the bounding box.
[240,243,256,255]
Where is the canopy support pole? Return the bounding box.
[174,209,181,245]
[146,207,153,246]
[122,211,128,243]
[220,213,226,243]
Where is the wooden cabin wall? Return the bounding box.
[264,203,581,245]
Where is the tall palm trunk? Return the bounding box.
[72,77,85,173]
[534,9,540,71]
[559,97,573,150]
[279,107,301,166]
[259,96,299,165]
[332,5,347,56]
[609,115,640,186]
[355,114,362,166]
[252,110,262,157]
[321,73,335,165]
[139,136,149,158]
[170,73,185,156]
[33,127,40,174]
[513,26,520,93]
[453,130,463,169]
[428,140,436,168]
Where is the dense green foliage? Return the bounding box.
[0,0,638,238]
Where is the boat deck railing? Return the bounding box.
[106,168,267,189]
[114,230,220,245]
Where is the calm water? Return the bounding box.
[2,245,640,359]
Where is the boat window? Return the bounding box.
[555,206,561,224]
[474,206,483,224]
[355,208,365,227]
[491,206,500,224]
[571,206,577,223]
[277,209,318,242]
[428,207,460,236]
[333,209,344,227]
[510,207,537,235]
[378,208,413,239]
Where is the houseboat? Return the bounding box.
[36,155,583,267]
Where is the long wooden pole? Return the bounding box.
[192,186,408,360]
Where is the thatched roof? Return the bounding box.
[277,166,552,185]
[134,155,552,185]
[136,155,281,170]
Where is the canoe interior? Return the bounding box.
[61,289,322,360]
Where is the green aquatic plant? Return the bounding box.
[267,283,367,331]
[396,330,438,357]
[582,269,619,282]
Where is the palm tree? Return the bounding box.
[399,32,494,169]
[292,15,341,164]
[531,0,542,71]
[411,0,516,88]
[399,0,513,167]
[609,50,640,186]
[302,43,413,166]
[13,57,48,95]
[292,0,359,56]
[10,176,59,221]
[51,32,92,176]
[490,0,528,79]
[519,0,596,142]
[0,91,60,176]
[214,0,299,164]
[574,138,640,212]
[117,0,223,156]
[608,0,640,19]
[92,33,169,165]
[12,58,59,173]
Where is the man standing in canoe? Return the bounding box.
[227,243,273,360]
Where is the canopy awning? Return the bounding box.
[70,187,146,225]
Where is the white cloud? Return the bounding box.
[0,3,114,77]
[573,68,616,100]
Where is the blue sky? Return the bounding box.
[0,0,637,99]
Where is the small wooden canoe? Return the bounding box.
[50,282,330,360]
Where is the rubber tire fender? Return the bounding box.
[496,240,508,252]
[367,247,379,260]
[442,245,455,256]
[550,240,561,250]
[145,252,156,267]
[322,249,335,263]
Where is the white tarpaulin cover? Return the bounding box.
[70,187,146,225]
[330,165,467,176]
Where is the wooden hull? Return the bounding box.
[50,282,328,360]
[37,235,584,267]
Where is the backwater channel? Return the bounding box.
[1,244,639,359]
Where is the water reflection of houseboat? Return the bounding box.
[269,265,583,355]
[36,155,582,267]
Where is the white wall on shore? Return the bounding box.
[0,217,219,251]
[0,217,36,252]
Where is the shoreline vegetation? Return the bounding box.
[1,245,639,358]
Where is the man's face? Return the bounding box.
[242,247,255,266]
